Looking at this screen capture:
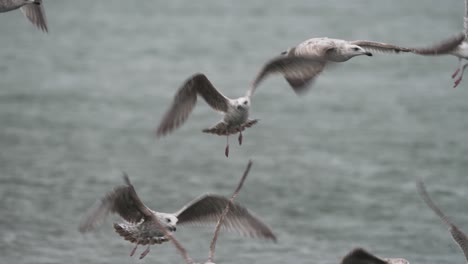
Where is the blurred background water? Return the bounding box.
[0,0,467,263]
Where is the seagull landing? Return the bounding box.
[149,160,273,264]
[416,179,468,262]
[0,0,48,32]
[79,168,276,259]
[252,37,411,93]
[341,248,409,264]
[156,73,259,157]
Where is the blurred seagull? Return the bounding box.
[410,0,468,88]
[0,0,47,32]
[79,168,276,259]
[341,248,409,264]
[416,179,468,262]
[156,73,261,157]
[151,160,268,264]
[252,37,411,93]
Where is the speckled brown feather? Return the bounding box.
[202,119,258,136]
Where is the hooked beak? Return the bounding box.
[365,52,373,56]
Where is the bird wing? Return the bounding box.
[410,32,465,55]
[208,160,252,263]
[156,73,230,137]
[79,173,154,233]
[465,0,468,39]
[20,1,48,32]
[174,194,276,241]
[417,179,468,262]
[341,248,387,264]
[349,40,411,53]
[250,55,327,96]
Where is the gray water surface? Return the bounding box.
[1,1,467,263]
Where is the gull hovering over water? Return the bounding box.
[150,160,268,264]
[252,37,411,93]
[410,0,468,88]
[416,179,468,262]
[156,73,264,157]
[0,0,47,32]
[341,248,409,264]
[79,166,276,259]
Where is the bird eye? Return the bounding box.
[353,47,360,51]
[166,219,171,223]
[243,101,247,105]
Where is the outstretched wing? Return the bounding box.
[349,40,411,53]
[341,248,387,264]
[174,194,276,241]
[156,73,230,137]
[465,0,468,39]
[79,173,153,233]
[417,179,468,262]
[410,32,465,55]
[20,1,48,32]
[208,160,252,263]
[250,55,327,96]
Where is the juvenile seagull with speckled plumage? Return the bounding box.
[252,37,411,93]
[78,166,276,259]
[0,0,47,32]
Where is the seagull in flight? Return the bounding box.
[416,179,468,263]
[0,0,47,32]
[149,160,271,264]
[156,73,264,157]
[341,248,409,264]
[252,37,411,93]
[78,166,276,259]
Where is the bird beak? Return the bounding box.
[365,52,373,56]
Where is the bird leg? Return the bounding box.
[452,58,463,79]
[238,127,243,145]
[129,244,138,257]
[225,135,229,157]
[454,62,468,88]
[139,245,151,259]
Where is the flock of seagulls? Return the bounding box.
[155,35,467,157]
[2,0,468,263]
